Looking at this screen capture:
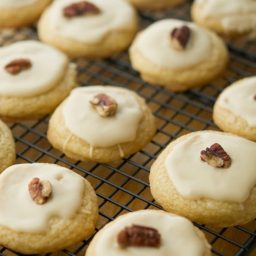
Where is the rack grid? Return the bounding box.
[0,1,255,255]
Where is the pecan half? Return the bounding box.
[117,225,161,248]
[5,58,32,75]
[254,95,256,100]
[171,25,191,51]
[90,93,118,117]
[201,143,232,168]
[63,1,100,18]
[28,177,52,205]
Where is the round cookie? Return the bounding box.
[0,163,98,254]
[149,131,256,227]
[38,0,138,58]
[192,0,256,38]
[213,77,256,141]
[0,119,15,172]
[86,210,211,256]
[129,19,228,92]
[0,40,77,121]
[47,86,156,163]
[128,0,183,11]
[0,0,52,28]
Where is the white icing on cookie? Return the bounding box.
[131,19,212,70]
[94,210,209,256]
[44,0,137,43]
[218,76,256,126]
[0,0,37,7]
[0,41,68,97]
[0,163,84,232]
[195,0,256,34]
[165,131,256,202]
[63,86,143,147]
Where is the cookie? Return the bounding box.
[129,19,228,91]
[0,119,15,172]
[192,0,256,38]
[149,131,256,227]
[86,209,211,256]
[213,77,256,141]
[47,86,156,163]
[0,40,77,121]
[0,163,98,254]
[0,0,52,28]
[128,0,183,11]
[38,0,138,58]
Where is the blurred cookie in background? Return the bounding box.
[0,0,52,28]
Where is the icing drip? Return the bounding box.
[118,144,125,158]
[165,131,256,202]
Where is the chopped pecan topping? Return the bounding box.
[63,1,100,18]
[90,93,118,117]
[117,225,161,248]
[201,143,232,168]
[28,177,52,205]
[5,58,32,75]
[171,25,191,51]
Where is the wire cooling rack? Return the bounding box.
[0,1,256,256]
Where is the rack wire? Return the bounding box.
[0,1,256,255]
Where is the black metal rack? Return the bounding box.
[0,1,256,255]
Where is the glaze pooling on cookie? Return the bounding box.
[0,41,68,97]
[165,132,256,202]
[195,0,256,34]
[94,210,209,255]
[0,163,84,232]
[45,0,136,43]
[131,19,212,70]
[0,0,37,7]
[63,86,143,148]
[218,77,256,126]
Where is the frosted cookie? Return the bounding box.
[0,40,77,120]
[192,0,256,38]
[38,0,138,58]
[150,131,256,227]
[47,86,156,163]
[86,210,211,256]
[0,0,52,28]
[213,77,256,141]
[0,163,98,254]
[0,120,15,172]
[129,19,228,92]
[128,0,183,11]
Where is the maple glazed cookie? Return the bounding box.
[0,163,98,254]
[0,120,15,172]
[86,210,211,256]
[213,77,256,141]
[0,0,52,28]
[129,19,228,91]
[0,40,77,121]
[128,0,184,11]
[150,131,256,227]
[47,86,156,163]
[192,0,256,38]
[38,0,138,58]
